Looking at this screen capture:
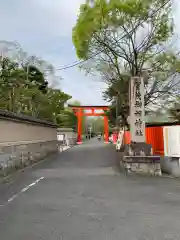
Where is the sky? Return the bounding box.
[0,0,179,106]
[0,0,107,105]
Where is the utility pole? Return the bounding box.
[89,126,92,140]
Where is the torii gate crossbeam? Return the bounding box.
[68,105,109,144]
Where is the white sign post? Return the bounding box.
[57,134,64,141]
[163,126,180,157]
[130,76,145,142]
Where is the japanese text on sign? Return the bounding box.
[130,77,145,142]
[134,78,143,136]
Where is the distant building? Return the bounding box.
[57,128,77,146]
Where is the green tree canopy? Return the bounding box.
[168,100,180,122]
[86,117,105,134]
[73,0,174,68]
[0,50,72,126]
[59,101,87,133]
[73,0,180,127]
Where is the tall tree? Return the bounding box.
[168,100,180,122]
[59,101,86,132]
[73,0,180,124]
[0,55,72,125]
[73,0,174,73]
[23,65,48,94]
[86,117,105,134]
[102,80,129,127]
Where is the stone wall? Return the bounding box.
[0,110,58,176]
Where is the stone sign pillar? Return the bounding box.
[130,76,145,143]
[122,76,161,176]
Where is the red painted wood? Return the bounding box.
[123,126,164,155]
[77,109,83,143]
[124,131,131,144]
[104,116,109,143]
[70,106,109,143]
[77,113,106,116]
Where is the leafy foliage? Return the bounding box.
[168,100,180,122]
[86,117,105,134]
[58,101,87,132]
[0,53,72,125]
[73,0,180,127]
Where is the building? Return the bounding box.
[57,128,77,146]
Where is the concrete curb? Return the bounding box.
[59,144,78,152]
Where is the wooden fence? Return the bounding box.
[123,127,164,155]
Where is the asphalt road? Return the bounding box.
[1,139,180,239]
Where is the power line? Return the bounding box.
[56,51,101,71]
[56,0,170,71]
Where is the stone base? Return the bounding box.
[122,142,162,176]
[122,160,161,176]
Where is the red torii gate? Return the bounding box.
[68,105,109,144]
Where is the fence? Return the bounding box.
[123,126,165,155]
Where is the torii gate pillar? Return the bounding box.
[69,105,109,144]
[104,115,109,143]
[77,108,83,144]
